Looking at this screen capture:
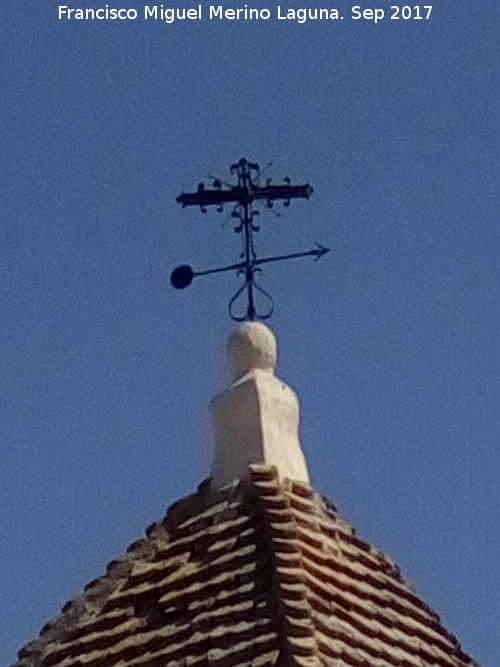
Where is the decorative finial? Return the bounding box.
[171,158,328,321]
[227,321,277,379]
[210,322,309,489]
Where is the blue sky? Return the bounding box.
[1,1,499,664]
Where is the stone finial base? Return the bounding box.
[210,323,309,489]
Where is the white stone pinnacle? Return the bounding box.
[210,322,310,489]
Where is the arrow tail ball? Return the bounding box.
[171,265,194,289]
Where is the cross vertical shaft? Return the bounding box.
[238,161,256,320]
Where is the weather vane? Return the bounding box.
[171,158,328,321]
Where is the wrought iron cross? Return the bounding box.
[171,158,328,321]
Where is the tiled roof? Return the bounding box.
[15,465,478,667]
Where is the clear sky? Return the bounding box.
[1,1,498,665]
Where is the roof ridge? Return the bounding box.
[249,464,322,667]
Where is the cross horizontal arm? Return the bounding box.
[176,183,313,209]
[176,188,245,208]
[251,183,313,203]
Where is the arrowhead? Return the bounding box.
[314,243,329,260]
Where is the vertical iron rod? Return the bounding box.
[243,200,255,320]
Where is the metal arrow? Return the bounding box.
[170,244,329,290]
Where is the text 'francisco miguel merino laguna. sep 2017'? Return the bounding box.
[57,5,434,24]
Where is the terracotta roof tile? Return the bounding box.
[14,466,478,667]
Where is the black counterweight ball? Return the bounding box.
[171,265,194,289]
